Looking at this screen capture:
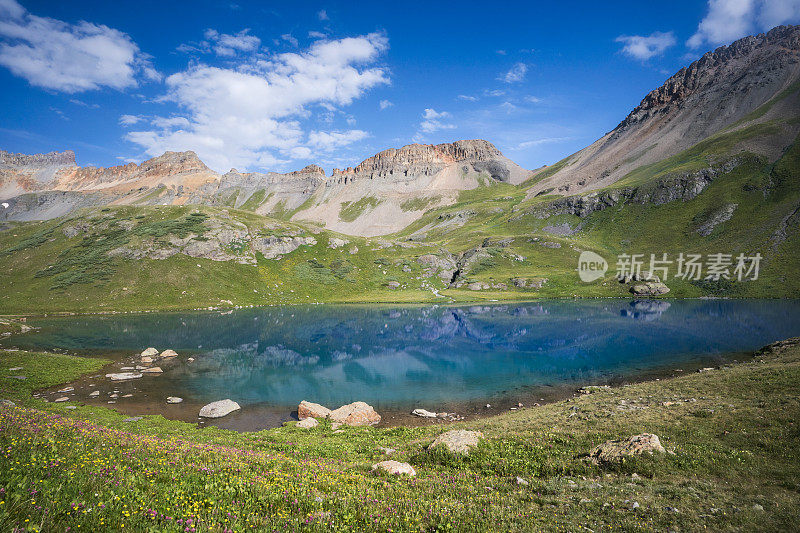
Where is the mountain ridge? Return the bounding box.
[0,139,529,235]
[2,26,800,237]
[528,24,800,197]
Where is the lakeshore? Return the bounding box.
[1,335,799,530]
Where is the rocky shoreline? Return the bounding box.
[24,341,751,433]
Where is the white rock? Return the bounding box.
[160,349,178,358]
[372,460,416,476]
[411,408,438,418]
[141,348,159,357]
[199,399,240,418]
[429,429,485,455]
[54,397,69,402]
[141,366,163,374]
[297,417,319,429]
[89,391,100,398]
[166,396,183,404]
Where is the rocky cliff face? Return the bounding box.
[329,140,517,184]
[522,158,744,219]
[0,150,77,199]
[293,140,530,236]
[1,139,530,236]
[619,25,800,131]
[203,164,327,213]
[529,25,800,198]
[52,151,217,193]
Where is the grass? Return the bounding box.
[339,196,382,222]
[1,337,799,531]
[239,190,267,211]
[399,196,440,212]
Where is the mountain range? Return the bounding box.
[1,25,799,312]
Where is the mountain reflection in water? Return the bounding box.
[8,299,800,409]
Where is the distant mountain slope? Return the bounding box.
[0,140,528,236]
[528,25,800,197]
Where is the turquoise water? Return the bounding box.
[7,299,800,411]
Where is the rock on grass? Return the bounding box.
[589,433,666,464]
[429,429,484,455]
[372,460,416,476]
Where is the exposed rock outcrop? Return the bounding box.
[630,282,670,297]
[525,159,743,219]
[429,429,484,455]
[589,433,666,464]
[328,140,525,185]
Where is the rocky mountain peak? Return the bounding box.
[289,164,326,177]
[329,139,505,182]
[619,25,800,131]
[138,150,211,174]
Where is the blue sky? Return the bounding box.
[1,0,799,173]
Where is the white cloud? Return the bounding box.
[499,101,517,113]
[119,114,144,126]
[615,31,677,60]
[419,108,456,134]
[496,49,507,55]
[69,98,99,108]
[524,95,542,103]
[499,62,527,83]
[281,33,299,47]
[309,30,327,39]
[50,107,68,120]
[126,32,390,171]
[484,89,506,97]
[688,0,800,48]
[204,28,261,56]
[457,94,478,101]
[379,99,393,110]
[318,9,329,21]
[514,136,572,150]
[308,129,368,151]
[0,0,159,93]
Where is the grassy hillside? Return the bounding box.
[0,131,798,313]
[2,338,800,531]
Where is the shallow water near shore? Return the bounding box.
[5,299,800,431]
